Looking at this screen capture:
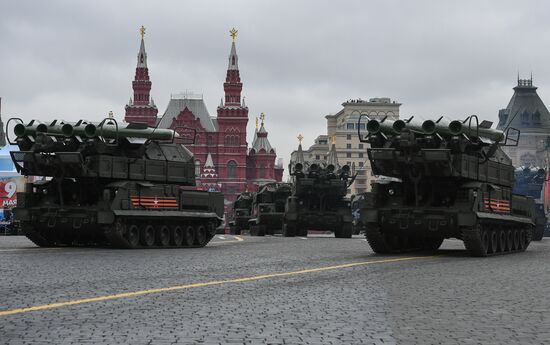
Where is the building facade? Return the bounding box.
[291,97,401,196]
[124,28,283,214]
[497,77,550,167]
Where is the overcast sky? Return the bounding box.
[2,0,550,167]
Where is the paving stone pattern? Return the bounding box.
[1,235,549,344]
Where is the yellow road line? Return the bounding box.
[0,255,436,317]
[234,235,243,241]
[0,247,63,253]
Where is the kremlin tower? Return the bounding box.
[124,26,158,126]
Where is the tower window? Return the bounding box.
[195,160,201,177]
[533,111,541,124]
[259,164,266,178]
[227,160,237,178]
[347,123,354,130]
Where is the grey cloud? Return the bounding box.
[2,0,550,169]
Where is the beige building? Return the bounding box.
[291,97,401,196]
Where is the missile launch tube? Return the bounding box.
[13,120,47,138]
[366,119,406,135]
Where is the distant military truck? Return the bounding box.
[228,192,253,235]
[248,182,292,236]
[283,162,353,238]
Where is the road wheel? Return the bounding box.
[513,229,520,251]
[172,226,184,247]
[195,225,208,247]
[125,224,140,248]
[183,226,195,246]
[335,223,352,238]
[517,229,525,251]
[157,225,171,247]
[462,224,488,257]
[140,225,155,247]
[283,223,296,237]
[506,230,514,251]
[365,225,394,253]
[489,230,498,254]
[498,230,506,252]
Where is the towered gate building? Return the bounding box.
[124,27,283,215]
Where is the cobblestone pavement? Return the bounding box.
[1,234,549,345]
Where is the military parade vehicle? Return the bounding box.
[284,141,354,238]
[513,166,547,240]
[248,182,292,236]
[228,192,253,235]
[7,118,224,248]
[357,115,536,256]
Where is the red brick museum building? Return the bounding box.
[124,28,283,210]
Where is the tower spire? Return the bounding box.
[124,26,158,126]
[137,26,147,68]
[222,28,243,106]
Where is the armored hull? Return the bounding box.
[9,119,223,248]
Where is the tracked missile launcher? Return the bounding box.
[8,118,224,248]
[513,166,547,240]
[358,115,535,256]
[284,141,354,238]
[248,182,292,236]
[228,192,253,235]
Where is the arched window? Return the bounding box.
[195,160,201,177]
[227,160,237,178]
[533,111,541,124]
[521,111,529,124]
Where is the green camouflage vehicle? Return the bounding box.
[248,182,292,236]
[283,142,354,238]
[358,115,535,256]
[228,192,253,235]
[8,118,224,248]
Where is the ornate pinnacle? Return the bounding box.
[260,112,265,124]
[255,117,259,129]
[108,111,114,119]
[297,134,304,144]
[230,28,238,42]
[140,25,146,40]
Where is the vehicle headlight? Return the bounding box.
[388,189,395,196]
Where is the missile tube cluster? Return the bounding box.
[12,119,175,141]
[365,117,504,142]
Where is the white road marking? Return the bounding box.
[218,236,226,240]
